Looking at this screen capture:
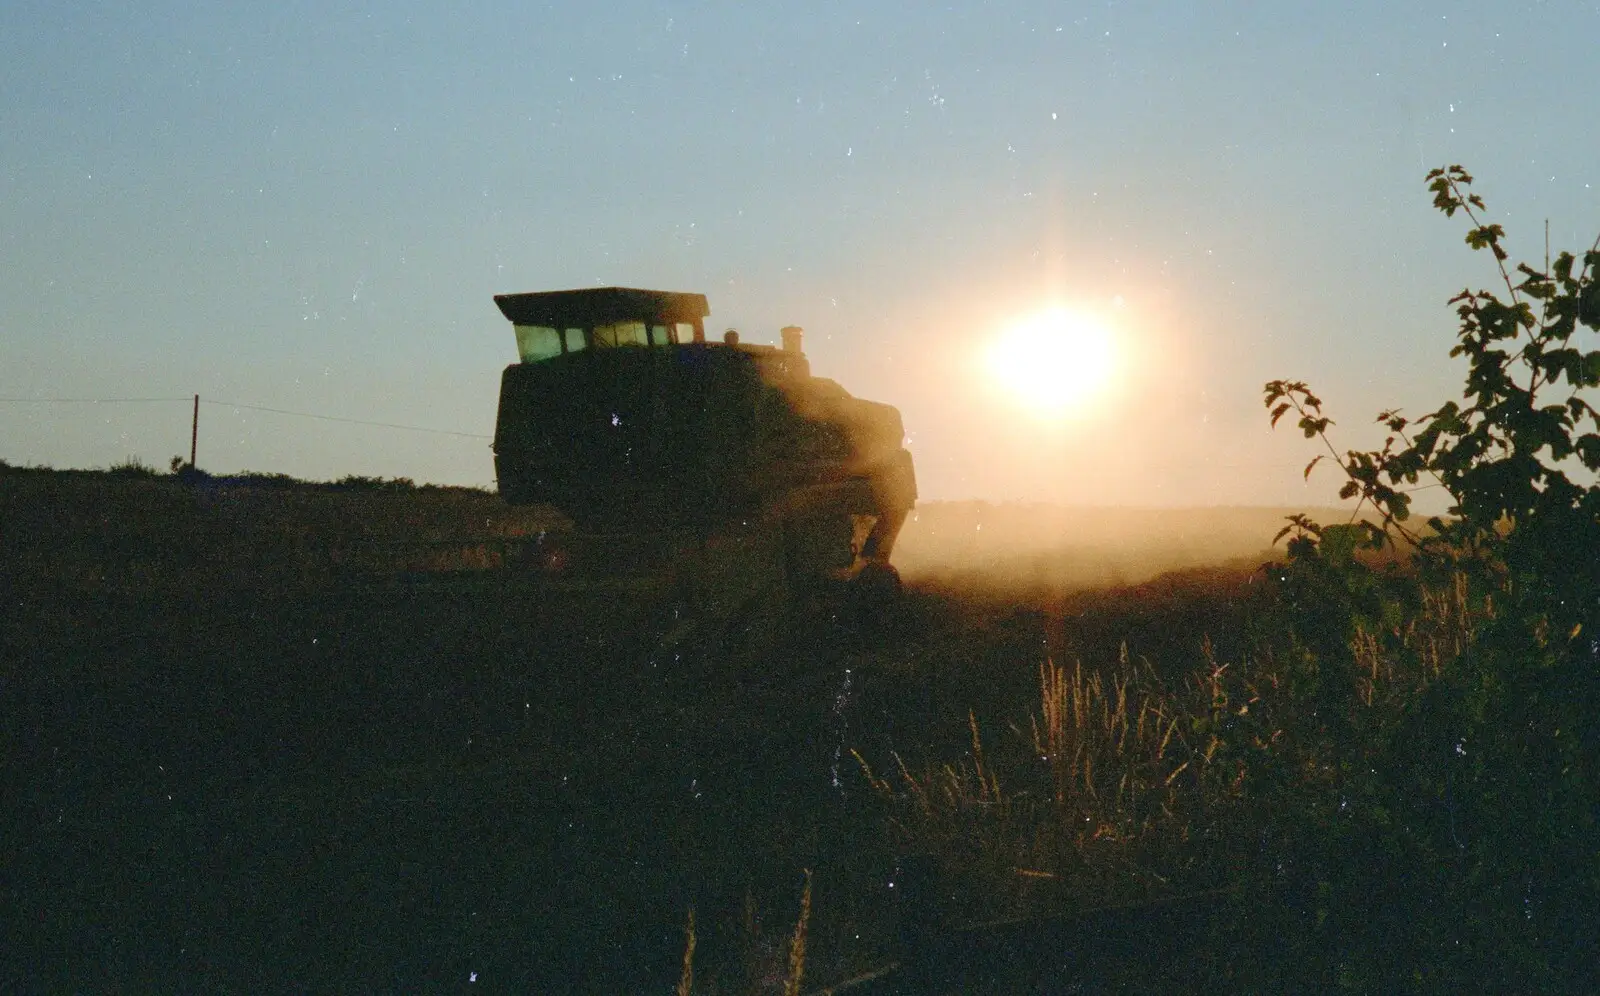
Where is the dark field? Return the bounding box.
[8,468,1590,993]
[0,469,1265,992]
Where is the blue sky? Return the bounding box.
[4,1,1598,505]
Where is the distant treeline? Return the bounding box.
[0,456,489,496]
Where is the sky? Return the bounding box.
[4,1,1599,507]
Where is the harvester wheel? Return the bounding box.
[853,560,902,607]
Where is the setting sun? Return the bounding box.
[986,307,1118,416]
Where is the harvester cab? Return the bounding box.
[490,286,915,639]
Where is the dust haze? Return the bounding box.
[893,502,1339,598]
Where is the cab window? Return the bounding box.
[514,325,564,363]
[591,322,648,348]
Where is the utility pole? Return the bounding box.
[190,394,199,468]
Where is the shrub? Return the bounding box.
[108,456,159,478]
[227,471,303,489]
[1261,166,1600,989]
[333,474,417,492]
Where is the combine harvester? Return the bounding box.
[487,286,917,656]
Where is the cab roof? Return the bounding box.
[493,287,710,327]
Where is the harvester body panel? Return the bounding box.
[489,286,915,651]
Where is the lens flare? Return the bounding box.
[986,307,1117,416]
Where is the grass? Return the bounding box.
[843,547,1590,991]
[783,869,811,996]
[854,646,1244,926]
[677,908,696,996]
[673,872,813,996]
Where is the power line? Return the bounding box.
[0,395,491,439]
[0,397,192,404]
[202,398,492,439]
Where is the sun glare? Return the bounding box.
[986,307,1118,416]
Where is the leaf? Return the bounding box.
[1320,523,1360,565]
[1299,415,1331,439]
[1554,252,1575,284]
[1580,284,1600,329]
[1286,535,1318,560]
[1376,408,1409,433]
[1576,433,1600,471]
[1574,353,1600,392]
[1338,481,1359,500]
[1358,521,1388,550]
[1516,262,1553,297]
[1389,493,1412,520]
[1271,402,1291,428]
[1304,455,1324,480]
[1539,347,1581,385]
